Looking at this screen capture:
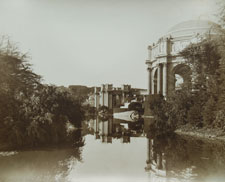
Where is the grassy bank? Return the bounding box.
[175,124,225,142]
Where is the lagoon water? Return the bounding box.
[1,118,225,182]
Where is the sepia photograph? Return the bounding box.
[0,0,225,182]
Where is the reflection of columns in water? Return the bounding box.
[94,93,100,109]
[147,138,152,163]
[145,138,153,171]
[121,136,130,143]
[100,121,106,143]
[101,91,105,106]
[95,118,99,133]
[100,121,107,135]
[157,153,163,169]
[99,118,113,143]
[145,138,167,173]
[94,118,100,139]
[162,153,167,173]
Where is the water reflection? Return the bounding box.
[84,116,145,144]
[143,118,225,182]
[84,117,225,182]
[0,130,84,182]
[1,118,225,182]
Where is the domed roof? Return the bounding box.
[166,20,217,38]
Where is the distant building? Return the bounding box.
[94,84,147,110]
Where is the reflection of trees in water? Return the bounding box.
[0,130,84,182]
[146,134,225,181]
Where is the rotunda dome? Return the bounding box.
[165,20,217,38]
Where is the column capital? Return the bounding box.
[145,59,151,64]
[146,62,152,69]
[157,63,162,67]
[147,67,152,71]
[148,45,152,50]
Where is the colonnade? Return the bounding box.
[147,63,168,96]
[95,90,128,110]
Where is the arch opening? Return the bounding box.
[173,64,191,91]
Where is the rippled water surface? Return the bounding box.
[1,117,225,182]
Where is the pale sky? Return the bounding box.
[0,0,220,88]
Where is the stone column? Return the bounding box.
[121,92,125,105]
[147,67,152,95]
[102,91,104,106]
[119,94,122,105]
[162,63,167,97]
[157,64,162,94]
[152,70,155,94]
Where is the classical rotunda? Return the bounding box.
[145,20,217,97]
